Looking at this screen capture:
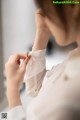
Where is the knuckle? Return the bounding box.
[8,55,13,61]
[15,53,19,57]
[13,53,19,57]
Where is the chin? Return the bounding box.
[56,40,68,47]
[56,38,75,47]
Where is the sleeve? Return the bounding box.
[24,49,48,97]
[8,106,26,120]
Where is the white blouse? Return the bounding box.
[8,48,80,120]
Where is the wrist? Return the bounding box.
[7,81,20,91]
[7,87,20,98]
[7,89,21,109]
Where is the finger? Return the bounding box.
[16,53,30,65]
[8,53,30,66]
[24,55,31,66]
[17,53,30,60]
[15,54,27,60]
[26,55,31,65]
[8,55,14,61]
[11,54,27,64]
[21,55,31,69]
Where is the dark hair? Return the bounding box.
[35,0,80,36]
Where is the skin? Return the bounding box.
[5,8,80,109]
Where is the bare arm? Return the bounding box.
[32,29,50,50]
[32,9,50,51]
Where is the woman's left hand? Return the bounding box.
[5,53,31,91]
[5,53,31,109]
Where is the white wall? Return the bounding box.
[2,0,36,64]
[0,0,5,109]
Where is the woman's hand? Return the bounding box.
[5,53,31,90]
[5,53,31,109]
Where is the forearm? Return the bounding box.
[7,88,22,109]
[32,28,50,51]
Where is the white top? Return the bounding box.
[8,48,80,120]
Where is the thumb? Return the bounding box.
[21,55,31,70]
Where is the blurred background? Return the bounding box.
[0,0,77,112]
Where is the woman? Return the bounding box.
[5,1,80,120]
